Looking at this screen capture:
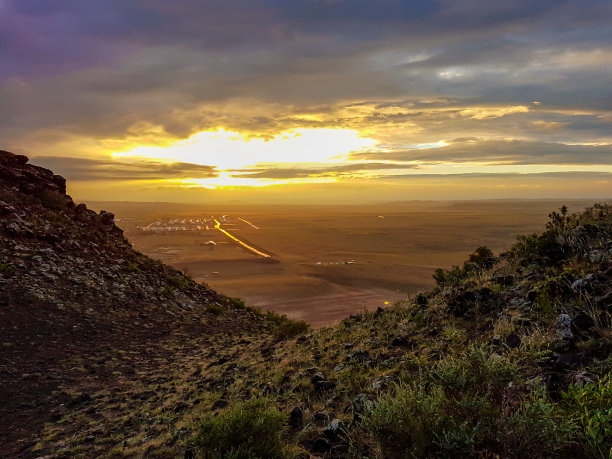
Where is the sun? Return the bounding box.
[113,127,378,171]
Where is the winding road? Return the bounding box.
[214,219,271,258]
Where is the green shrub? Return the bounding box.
[168,276,188,288]
[433,246,496,287]
[262,311,309,339]
[433,265,473,287]
[273,320,309,340]
[158,286,174,297]
[124,263,140,273]
[468,246,495,268]
[206,304,225,315]
[0,262,12,276]
[39,189,66,210]
[433,346,518,395]
[228,297,247,309]
[196,397,286,459]
[499,389,575,457]
[362,383,448,457]
[564,372,612,458]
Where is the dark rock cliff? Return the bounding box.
[0,150,269,457]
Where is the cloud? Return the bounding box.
[460,106,529,120]
[350,139,612,166]
[231,162,420,179]
[1,0,611,197]
[30,156,218,181]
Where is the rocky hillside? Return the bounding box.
[0,151,286,457]
[184,203,611,458]
[1,150,611,458]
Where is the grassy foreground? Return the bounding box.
[192,203,612,458]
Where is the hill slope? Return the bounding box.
[0,151,281,457]
[187,203,610,458]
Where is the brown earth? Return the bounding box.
[105,200,595,327]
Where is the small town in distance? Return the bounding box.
[134,215,232,234]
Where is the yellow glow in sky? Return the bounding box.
[113,128,377,170]
[170,172,338,189]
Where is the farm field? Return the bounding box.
[91,200,595,327]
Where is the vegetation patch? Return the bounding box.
[196,398,286,458]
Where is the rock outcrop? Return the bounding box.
[0,150,270,457]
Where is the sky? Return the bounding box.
[1,0,611,203]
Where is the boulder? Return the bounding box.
[556,314,574,341]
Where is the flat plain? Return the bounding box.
[91,199,595,327]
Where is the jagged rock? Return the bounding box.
[348,349,370,364]
[571,372,594,388]
[571,274,596,293]
[323,419,346,442]
[588,250,607,263]
[311,372,336,391]
[391,334,414,347]
[556,314,574,340]
[212,398,229,410]
[527,288,538,302]
[289,406,303,429]
[311,372,326,385]
[0,150,275,455]
[595,290,612,307]
[505,333,522,349]
[351,393,373,421]
[311,437,331,453]
[317,380,337,391]
[553,352,584,369]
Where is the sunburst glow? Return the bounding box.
[113,128,378,171]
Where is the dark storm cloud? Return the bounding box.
[31,156,218,181]
[350,140,612,165]
[1,0,612,152]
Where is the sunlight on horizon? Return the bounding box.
[113,128,378,172]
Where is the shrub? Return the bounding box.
[263,311,309,339]
[468,246,495,268]
[362,383,448,457]
[273,320,309,340]
[124,263,140,273]
[564,372,612,458]
[499,389,575,457]
[433,346,518,395]
[0,262,12,276]
[39,189,66,210]
[158,286,174,297]
[206,304,225,315]
[168,276,188,288]
[196,398,286,459]
[433,246,497,287]
[227,297,247,309]
[433,265,473,287]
